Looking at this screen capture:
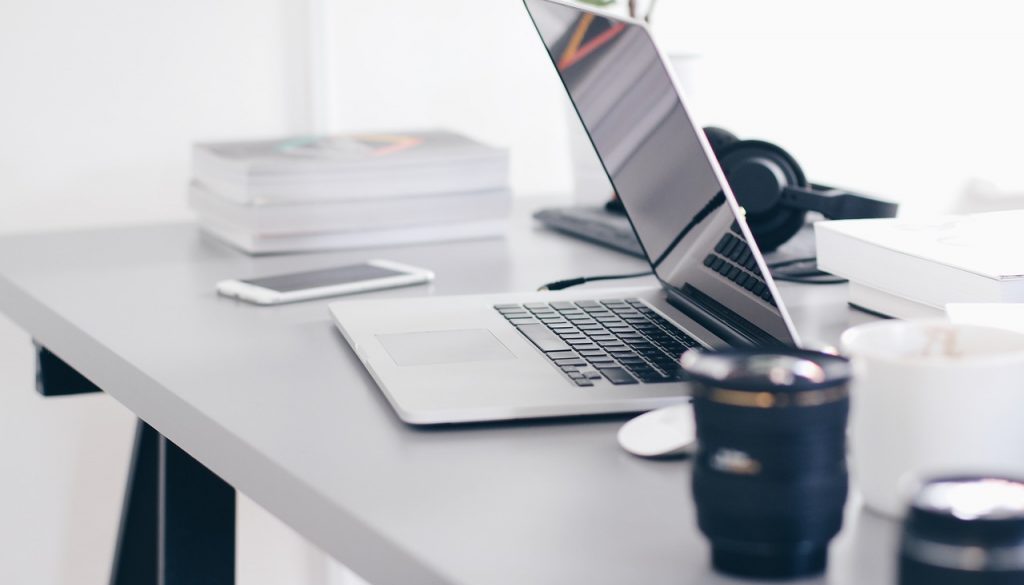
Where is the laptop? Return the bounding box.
[328,0,801,425]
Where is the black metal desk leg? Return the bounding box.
[34,343,103,396]
[34,344,235,585]
[158,434,236,585]
[110,420,159,585]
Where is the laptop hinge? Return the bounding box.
[664,285,785,347]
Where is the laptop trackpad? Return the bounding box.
[377,329,515,366]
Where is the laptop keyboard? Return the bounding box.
[494,298,701,387]
[704,223,776,306]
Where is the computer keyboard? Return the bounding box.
[533,206,645,257]
[494,298,701,387]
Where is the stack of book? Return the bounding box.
[189,131,511,254]
[815,210,1024,318]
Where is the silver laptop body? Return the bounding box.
[329,0,800,424]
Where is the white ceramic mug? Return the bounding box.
[840,319,1024,518]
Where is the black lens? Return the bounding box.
[681,348,851,579]
[900,477,1024,585]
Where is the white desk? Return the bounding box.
[0,200,891,585]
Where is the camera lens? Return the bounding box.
[680,348,851,579]
[900,477,1024,585]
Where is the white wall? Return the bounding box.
[648,0,1024,214]
[323,0,576,196]
[6,0,1024,231]
[0,0,305,232]
[0,319,134,585]
[327,0,1024,213]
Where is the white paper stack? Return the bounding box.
[189,130,511,254]
[815,211,1024,318]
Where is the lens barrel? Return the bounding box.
[900,477,1024,585]
[681,349,851,579]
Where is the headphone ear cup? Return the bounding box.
[702,127,740,159]
[716,140,808,252]
[746,202,806,252]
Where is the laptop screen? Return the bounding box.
[524,0,797,346]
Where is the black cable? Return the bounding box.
[783,271,840,278]
[767,256,846,284]
[767,256,818,269]
[772,275,847,285]
[538,270,653,291]
[538,256,846,291]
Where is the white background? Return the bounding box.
[3,1,1024,584]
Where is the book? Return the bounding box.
[188,181,511,237]
[815,211,1024,318]
[847,283,944,319]
[200,217,508,255]
[192,130,509,205]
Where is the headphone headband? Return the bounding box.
[703,128,898,251]
[781,184,899,220]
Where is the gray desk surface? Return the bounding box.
[0,200,894,585]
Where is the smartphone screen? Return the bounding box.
[241,263,406,293]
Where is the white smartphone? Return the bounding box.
[216,259,434,305]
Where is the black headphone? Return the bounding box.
[703,127,898,252]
